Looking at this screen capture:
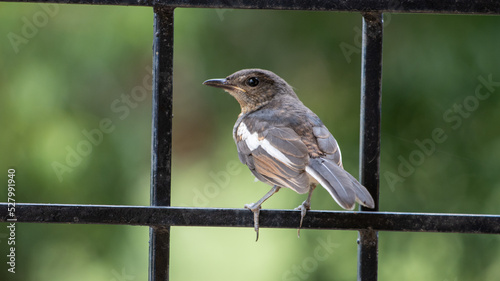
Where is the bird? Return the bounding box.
[203,69,375,240]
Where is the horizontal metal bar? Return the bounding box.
[0,0,500,15]
[1,203,500,234]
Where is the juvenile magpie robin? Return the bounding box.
[203,69,375,240]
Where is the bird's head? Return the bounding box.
[203,69,296,113]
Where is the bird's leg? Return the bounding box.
[295,184,316,237]
[244,185,281,241]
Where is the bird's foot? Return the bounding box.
[294,200,311,238]
[244,203,262,241]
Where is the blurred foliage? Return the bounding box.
[0,3,500,281]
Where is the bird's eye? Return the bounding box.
[246,77,259,87]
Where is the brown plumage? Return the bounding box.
[203,69,375,240]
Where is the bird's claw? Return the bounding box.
[244,203,261,241]
[294,200,311,238]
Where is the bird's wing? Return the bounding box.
[307,125,375,209]
[236,122,310,194]
[312,126,342,166]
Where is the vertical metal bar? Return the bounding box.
[149,6,175,281]
[357,12,383,281]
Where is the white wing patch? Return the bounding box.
[337,146,343,165]
[237,122,293,166]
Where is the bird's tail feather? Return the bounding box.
[345,172,375,209]
[307,158,375,210]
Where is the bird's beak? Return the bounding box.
[203,78,226,87]
[203,78,240,92]
[203,78,230,89]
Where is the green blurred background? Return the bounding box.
[1,4,500,281]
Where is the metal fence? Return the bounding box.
[1,1,500,281]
